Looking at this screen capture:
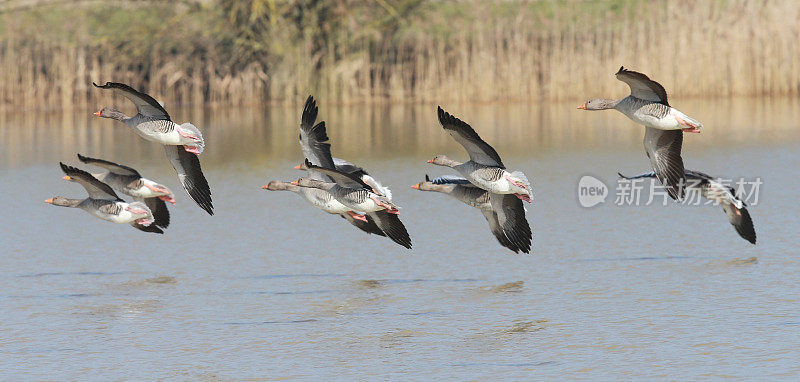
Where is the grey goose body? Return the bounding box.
[262,180,385,237]
[48,163,161,233]
[264,96,398,243]
[295,96,392,199]
[579,67,705,200]
[77,154,173,229]
[299,160,411,249]
[429,107,532,203]
[92,81,213,215]
[413,175,531,253]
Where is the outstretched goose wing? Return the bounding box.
[304,159,368,189]
[340,213,386,237]
[130,220,164,234]
[480,209,519,253]
[60,163,121,201]
[299,96,336,170]
[615,67,669,105]
[165,145,213,215]
[489,193,531,254]
[617,171,656,180]
[142,197,170,229]
[77,154,140,177]
[366,210,412,249]
[721,203,756,244]
[93,82,171,120]
[643,128,686,200]
[429,174,476,186]
[437,106,505,168]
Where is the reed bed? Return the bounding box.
[1,0,799,110]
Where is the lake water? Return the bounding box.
[1,98,799,379]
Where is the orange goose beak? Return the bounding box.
[411,183,420,189]
[93,110,101,116]
[45,198,54,204]
[62,175,71,181]
[577,103,586,110]
[261,184,270,189]
[290,180,299,186]
[293,163,303,170]
[426,159,434,163]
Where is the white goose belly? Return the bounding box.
[123,186,159,199]
[631,112,680,130]
[617,104,681,130]
[301,188,350,214]
[135,121,183,145]
[89,205,138,224]
[335,189,382,213]
[461,170,512,194]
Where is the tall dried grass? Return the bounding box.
[1,0,799,110]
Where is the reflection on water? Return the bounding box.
[1,99,799,379]
[2,97,800,169]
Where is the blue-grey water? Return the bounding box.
[1,99,799,379]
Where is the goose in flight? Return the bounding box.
[76,154,173,229]
[578,67,703,200]
[262,95,389,237]
[296,159,411,249]
[92,82,213,215]
[428,107,533,203]
[292,96,392,199]
[48,163,161,234]
[619,170,756,244]
[412,175,531,253]
[262,180,385,237]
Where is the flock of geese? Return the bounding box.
[45,67,757,251]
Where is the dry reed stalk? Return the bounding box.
[1,0,799,110]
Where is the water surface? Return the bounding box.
[1,99,799,379]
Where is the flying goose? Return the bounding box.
[262,180,385,237]
[48,163,161,234]
[295,159,411,249]
[578,67,703,200]
[292,96,392,199]
[261,95,388,237]
[412,175,531,253]
[619,170,756,244]
[428,107,533,203]
[92,82,212,215]
[76,154,173,229]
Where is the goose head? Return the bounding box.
[577,99,618,111]
[426,155,457,167]
[411,175,437,192]
[291,177,327,189]
[262,180,291,191]
[93,107,128,120]
[45,196,80,207]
